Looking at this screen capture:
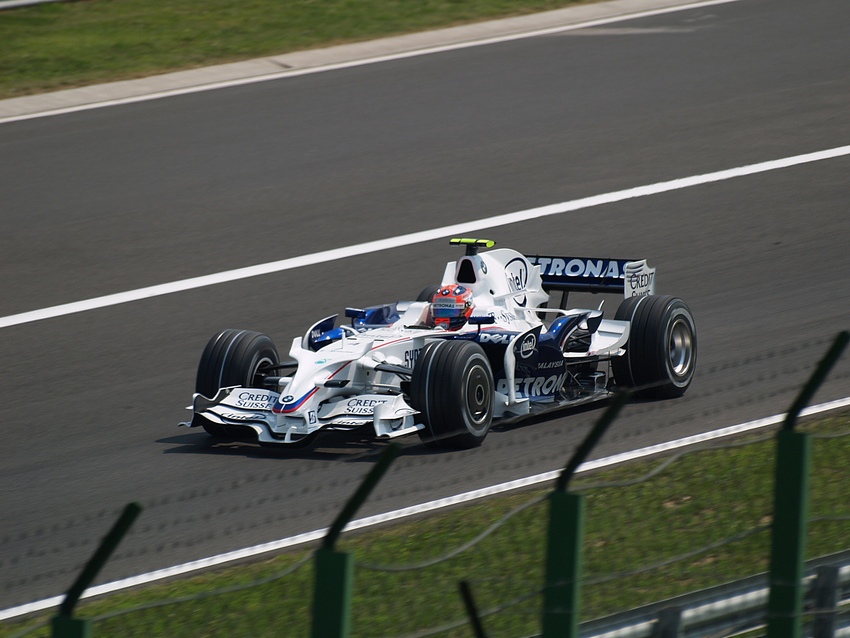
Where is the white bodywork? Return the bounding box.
[182,246,656,445]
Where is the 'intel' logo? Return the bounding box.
[505,257,528,293]
[519,334,536,358]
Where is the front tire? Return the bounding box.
[612,295,697,399]
[411,340,494,449]
[195,329,279,437]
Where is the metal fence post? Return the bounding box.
[459,580,488,638]
[766,427,811,638]
[312,547,354,638]
[542,489,585,638]
[542,392,629,638]
[766,331,848,638]
[310,443,400,638]
[811,565,839,638]
[51,615,91,638]
[653,606,683,638]
[51,502,142,638]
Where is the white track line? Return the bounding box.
[3,395,849,621]
[2,144,849,330]
[0,0,739,125]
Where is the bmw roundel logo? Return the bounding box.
[281,395,294,403]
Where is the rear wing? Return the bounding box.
[526,256,656,298]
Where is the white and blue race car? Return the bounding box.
[181,239,696,449]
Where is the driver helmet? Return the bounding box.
[431,284,474,330]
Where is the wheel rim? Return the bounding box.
[250,356,275,387]
[668,318,694,378]
[464,363,492,428]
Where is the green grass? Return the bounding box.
[3,413,848,637]
[0,0,593,99]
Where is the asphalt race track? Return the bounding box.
[1,0,849,611]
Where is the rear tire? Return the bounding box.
[416,285,440,302]
[411,340,494,449]
[612,296,696,399]
[195,329,280,437]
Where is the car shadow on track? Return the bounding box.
[157,428,453,462]
[157,398,621,463]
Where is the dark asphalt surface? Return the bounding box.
[1,0,849,611]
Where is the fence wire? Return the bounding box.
[2,407,848,637]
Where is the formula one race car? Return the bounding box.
[180,239,696,449]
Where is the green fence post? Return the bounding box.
[765,331,848,638]
[52,502,142,638]
[51,615,91,638]
[312,547,355,638]
[310,444,401,638]
[459,580,488,638]
[765,427,811,638]
[541,489,585,638]
[541,392,629,638]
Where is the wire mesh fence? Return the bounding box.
[6,415,847,638]
[2,336,849,638]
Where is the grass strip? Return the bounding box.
[2,413,848,637]
[0,0,593,99]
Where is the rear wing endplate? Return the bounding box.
[526,256,656,298]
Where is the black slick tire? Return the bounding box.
[416,285,441,302]
[411,340,494,449]
[612,295,697,399]
[194,329,279,437]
